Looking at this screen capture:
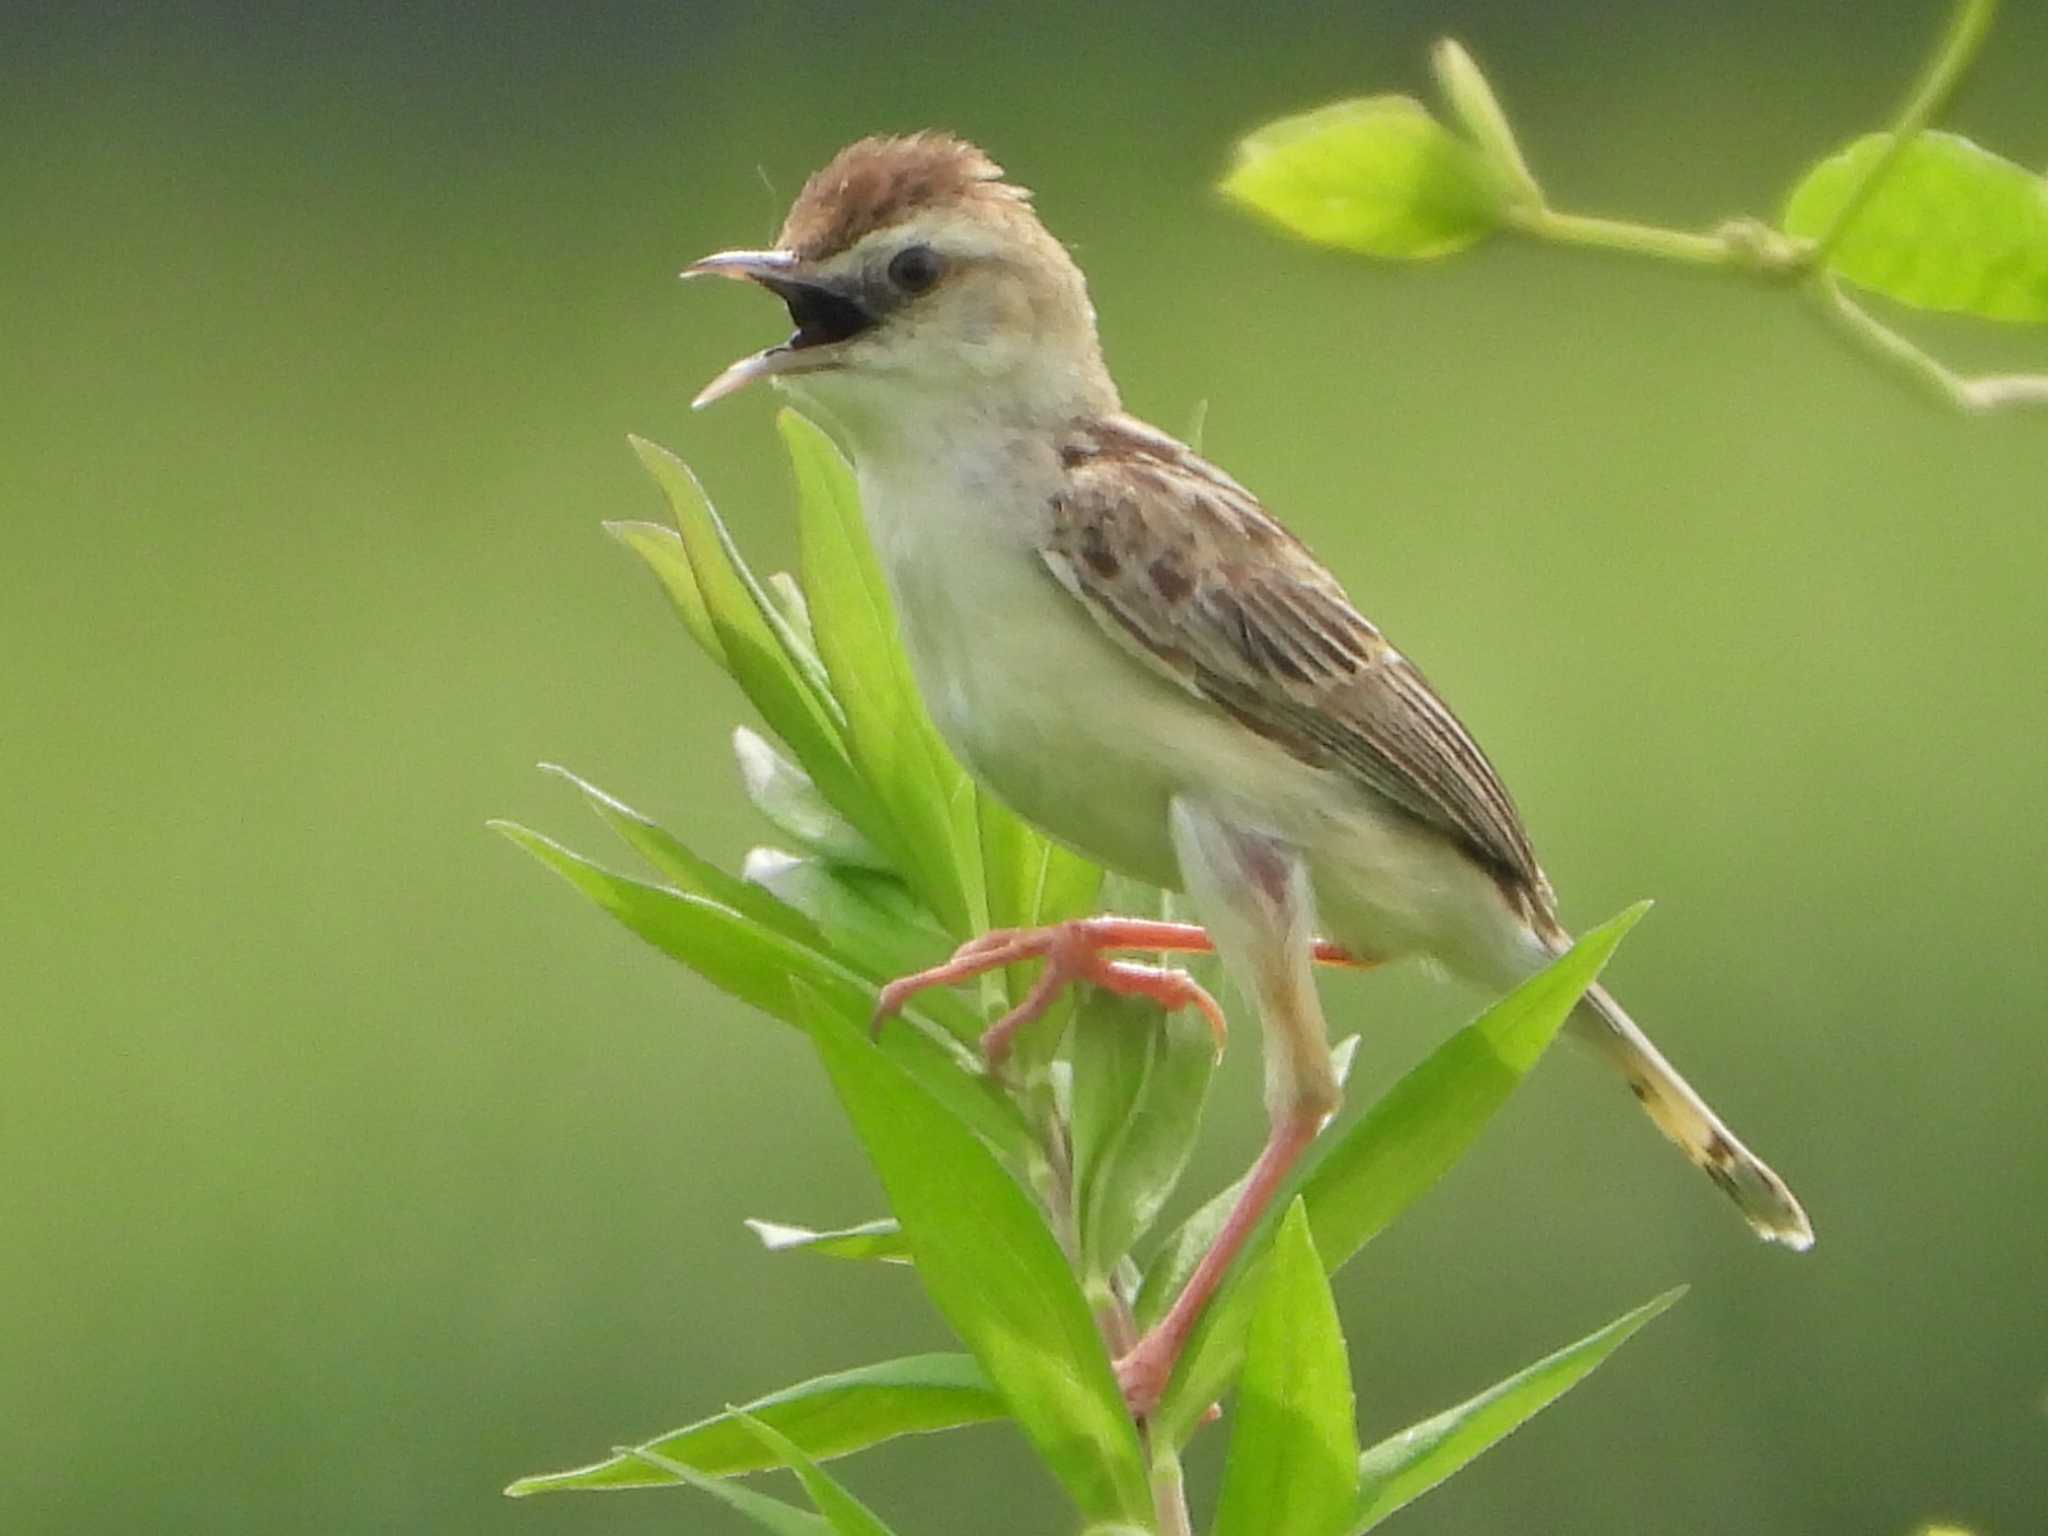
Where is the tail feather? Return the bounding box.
[1569,982,1814,1251]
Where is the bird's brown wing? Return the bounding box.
[1043,415,1546,897]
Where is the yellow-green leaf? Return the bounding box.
[1349,1287,1685,1531]
[744,1216,911,1265]
[1222,96,1508,259]
[608,1446,827,1535]
[488,820,1031,1162]
[605,518,725,670]
[733,727,891,871]
[780,409,979,934]
[505,1354,1000,1495]
[741,848,982,1042]
[798,990,1152,1527]
[1070,993,1216,1282]
[1213,1200,1359,1536]
[627,436,898,862]
[539,763,823,949]
[733,1410,905,1536]
[1784,132,2048,322]
[1430,39,1541,206]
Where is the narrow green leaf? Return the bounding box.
[766,571,821,659]
[780,409,976,934]
[734,727,892,871]
[628,436,899,861]
[1152,904,1648,1444]
[754,570,836,709]
[742,849,984,1044]
[1071,995,1216,1282]
[744,1216,912,1265]
[506,1354,1001,1496]
[1213,1200,1358,1536]
[628,438,836,716]
[798,990,1152,1527]
[539,763,824,949]
[1062,881,1210,1275]
[605,518,726,671]
[1222,96,1508,259]
[733,1410,903,1536]
[1430,39,1542,206]
[490,821,1032,1163]
[491,820,867,1019]
[1348,1287,1686,1531]
[1784,132,2048,322]
[743,849,951,977]
[607,1446,828,1535]
[632,439,842,722]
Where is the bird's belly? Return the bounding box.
[902,553,1193,889]
[875,499,1535,981]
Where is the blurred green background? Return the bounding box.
[4,2,2044,1532]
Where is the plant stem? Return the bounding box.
[1807,276,2048,411]
[1507,207,1735,268]
[1149,1450,1195,1536]
[1811,0,2000,263]
[1036,1083,1189,1534]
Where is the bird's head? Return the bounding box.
[685,133,1116,431]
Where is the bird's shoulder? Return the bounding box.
[1048,412,1345,602]
[1041,412,1548,900]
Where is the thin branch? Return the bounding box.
[1150,1451,1196,1536]
[1807,277,2048,412]
[1507,207,1736,269]
[1811,0,2001,263]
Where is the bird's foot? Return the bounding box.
[870,916,1231,1070]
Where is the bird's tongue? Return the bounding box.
[762,277,875,349]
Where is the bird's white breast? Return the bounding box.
[844,414,1538,985]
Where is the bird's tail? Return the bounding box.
[1569,982,1814,1250]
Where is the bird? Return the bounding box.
[683,131,1812,1415]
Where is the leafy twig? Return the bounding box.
[1223,0,2046,413]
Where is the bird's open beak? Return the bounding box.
[682,248,876,409]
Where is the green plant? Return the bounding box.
[1221,0,2046,412]
[493,415,1681,1533]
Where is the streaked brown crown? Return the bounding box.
[777,132,1031,261]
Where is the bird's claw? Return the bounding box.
[867,917,1231,1068]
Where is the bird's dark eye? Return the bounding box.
[887,244,945,295]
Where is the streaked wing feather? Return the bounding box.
[1043,416,1543,893]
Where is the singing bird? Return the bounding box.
[685,133,1811,1413]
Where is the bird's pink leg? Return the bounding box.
[871,916,1370,1069]
[1110,800,1346,1421]
[1113,1110,1322,1417]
